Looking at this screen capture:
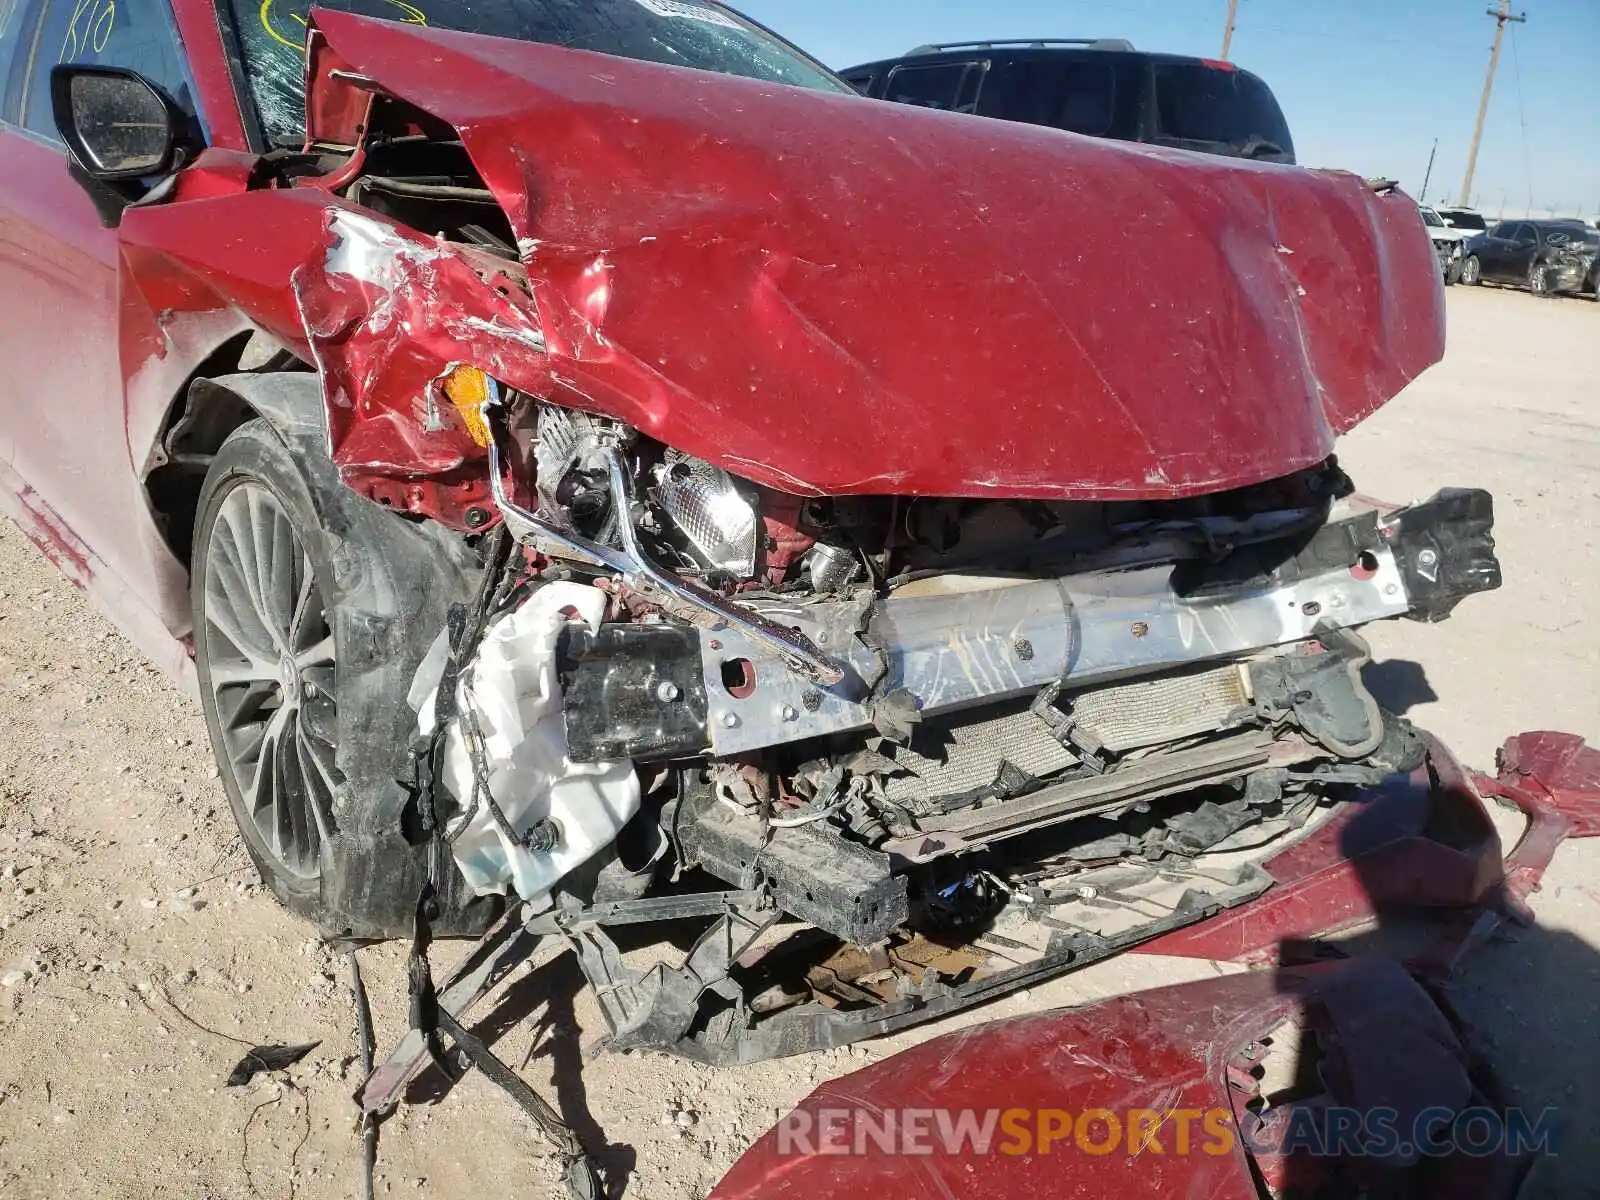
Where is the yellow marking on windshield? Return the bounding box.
[260,0,427,50]
[385,0,430,25]
[260,0,300,48]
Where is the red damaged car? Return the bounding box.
[0,0,1501,1066]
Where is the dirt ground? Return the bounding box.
[0,285,1596,1199]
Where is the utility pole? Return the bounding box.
[1220,0,1239,59]
[1421,138,1438,204]
[1459,0,1526,207]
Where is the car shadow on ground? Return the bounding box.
[1268,724,1600,1198]
[1361,659,1439,715]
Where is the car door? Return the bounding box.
[1500,223,1538,280]
[1475,222,1508,277]
[0,0,204,642]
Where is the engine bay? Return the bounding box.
[398,384,1502,1064]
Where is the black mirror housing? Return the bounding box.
[50,65,184,182]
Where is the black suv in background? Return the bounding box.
[840,38,1296,163]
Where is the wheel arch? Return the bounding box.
[191,417,494,939]
[145,348,324,569]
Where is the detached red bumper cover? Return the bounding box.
[711,732,1598,1198]
[708,958,1531,1200]
[299,11,1444,501]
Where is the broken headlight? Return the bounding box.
[492,392,771,586]
[652,450,760,577]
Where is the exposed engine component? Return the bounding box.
[487,426,844,683]
[803,541,864,592]
[382,390,1511,1063]
[413,582,639,902]
[533,405,618,541]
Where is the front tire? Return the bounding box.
[1444,257,1464,286]
[1528,262,1550,296]
[194,446,336,910]
[1460,255,1482,285]
[193,418,492,938]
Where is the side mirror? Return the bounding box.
[50,65,197,226]
[51,65,184,179]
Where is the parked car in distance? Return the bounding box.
[1460,220,1600,298]
[1419,205,1468,284]
[1434,206,1488,233]
[839,39,1295,163]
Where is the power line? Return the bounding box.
[1460,0,1526,208]
[1244,22,1485,54]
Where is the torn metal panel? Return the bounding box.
[1473,731,1600,916]
[1482,730,1600,837]
[290,208,551,527]
[302,11,1443,502]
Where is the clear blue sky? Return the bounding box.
[735,0,1600,216]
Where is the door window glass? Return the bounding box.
[977,57,1122,137]
[838,67,874,95]
[884,62,982,113]
[0,0,30,104]
[21,0,198,139]
[1150,62,1294,160]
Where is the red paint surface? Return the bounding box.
[1485,730,1600,836]
[709,959,1522,1199]
[302,11,1446,501]
[0,4,1451,666]
[0,113,199,670]
[1474,732,1600,917]
[172,0,253,150]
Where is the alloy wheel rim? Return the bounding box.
[1463,258,1479,284]
[201,482,338,879]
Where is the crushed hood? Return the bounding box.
[306,11,1445,501]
